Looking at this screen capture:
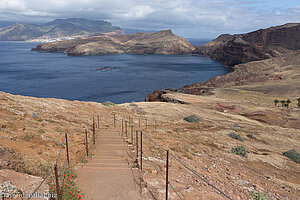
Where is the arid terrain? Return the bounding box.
[1,88,299,199]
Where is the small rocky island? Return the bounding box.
[32,30,195,55]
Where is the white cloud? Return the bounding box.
[0,0,299,37]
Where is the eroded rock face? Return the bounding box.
[32,30,195,55]
[193,23,300,66]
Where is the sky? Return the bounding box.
[0,0,299,38]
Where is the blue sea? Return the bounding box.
[0,40,229,103]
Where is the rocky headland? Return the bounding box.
[146,23,300,101]
[193,23,300,66]
[32,30,195,55]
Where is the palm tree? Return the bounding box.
[280,100,286,107]
[286,100,291,108]
[297,98,300,107]
[274,99,279,106]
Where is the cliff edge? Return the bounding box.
[146,23,300,101]
[193,23,300,66]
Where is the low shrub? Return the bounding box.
[283,149,300,164]
[129,102,138,107]
[23,133,33,142]
[231,146,247,157]
[48,167,84,200]
[247,133,257,140]
[228,133,244,142]
[251,191,268,200]
[35,117,43,122]
[39,129,45,133]
[184,115,200,123]
[233,124,243,128]
[102,101,115,107]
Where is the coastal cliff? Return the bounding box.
[146,23,300,101]
[193,23,300,66]
[32,30,195,55]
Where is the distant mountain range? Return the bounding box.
[122,28,156,35]
[0,21,16,28]
[0,18,123,41]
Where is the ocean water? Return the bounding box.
[0,40,229,103]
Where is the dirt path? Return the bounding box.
[76,129,143,200]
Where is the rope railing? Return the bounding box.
[168,152,233,200]
[27,141,64,200]
[142,150,183,200]
[140,131,233,200]
[26,116,98,200]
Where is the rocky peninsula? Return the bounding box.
[32,30,195,55]
[146,23,300,101]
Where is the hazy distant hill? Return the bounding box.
[0,18,123,41]
[122,28,156,35]
[0,21,16,28]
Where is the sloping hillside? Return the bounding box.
[0,18,123,41]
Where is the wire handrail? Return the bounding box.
[143,151,183,200]
[27,141,64,200]
[141,131,233,200]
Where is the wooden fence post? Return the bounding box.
[54,164,61,200]
[85,129,89,156]
[93,118,95,145]
[65,132,70,166]
[140,131,143,171]
[131,125,134,144]
[125,121,128,138]
[113,114,116,127]
[122,119,124,135]
[136,131,138,159]
[139,118,141,128]
[166,150,169,200]
[145,119,148,130]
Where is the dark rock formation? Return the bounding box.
[145,90,185,104]
[193,23,300,66]
[32,30,195,55]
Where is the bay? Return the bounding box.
[0,40,229,103]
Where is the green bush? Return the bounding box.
[228,133,244,142]
[251,192,268,200]
[102,101,115,107]
[184,115,200,123]
[231,146,247,157]
[39,129,45,133]
[129,102,138,107]
[23,133,33,142]
[283,149,300,164]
